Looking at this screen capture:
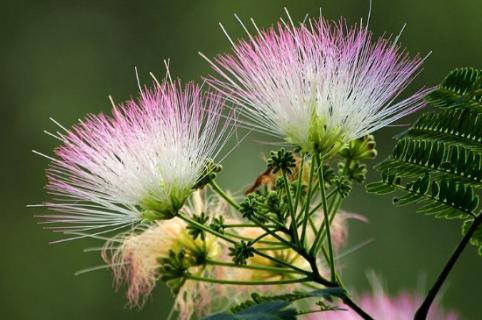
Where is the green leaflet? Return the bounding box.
[367,67,482,250]
[367,173,478,219]
[202,288,346,320]
[425,67,482,110]
[203,300,297,320]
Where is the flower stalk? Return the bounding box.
[186,274,311,286]
[209,180,240,210]
[310,153,336,282]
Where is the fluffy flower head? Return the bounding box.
[103,217,220,307]
[102,190,228,319]
[204,13,429,153]
[36,76,230,237]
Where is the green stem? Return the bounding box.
[310,153,336,283]
[255,246,291,251]
[282,169,300,246]
[301,156,317,244]
[179,213,283,245]
[293,153,305,214]
[306,189,338,218]
[414,213,482,320]
[186,274,311,286]
[177,212,236,244]
[223,231,285,245]
[304,255,373,320]
[249,216,298,251]
[179,211,308,276]
[250,231,271,243]
[252,249,311,276]
[317,194,343,249]
[319,244,331,266]
[255,211,289,230]
[204,259,302,274]
[209,180,240,210]
[342,295,374,320]
[222,223,277,228]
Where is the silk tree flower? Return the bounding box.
[103,218,220,319]
[102,190,225,319]
[34,78,230,238]
[202,13,430,154]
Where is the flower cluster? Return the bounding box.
[102,190,360,319]
[36,77,230,238]
[30,7,463,320]
[203,15,429,154]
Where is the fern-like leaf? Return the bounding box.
[376,138,482,187]
[367,67,482,221]
[202,288,345,320]
[425,67,482,109]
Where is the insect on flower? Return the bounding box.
[31,71,233,241]
[202,10,431,155]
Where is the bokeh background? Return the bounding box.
[2,0,481,319]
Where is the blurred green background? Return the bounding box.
[2,0,481,319]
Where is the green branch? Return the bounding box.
[204,259,303,274]
[186,274,311,286]
[209,180,240,210]
[282,169,300,246]
[310,153,336,282]
[293,153,305,213]
[414,212,482,320]
[301,156,317,244]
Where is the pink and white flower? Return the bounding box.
[34,76,230,238]
[203,13,430,153]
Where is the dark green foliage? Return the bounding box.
[229,288,345,314]
[240,192,283,222]
[159,250,191,294]
[230,293,308,314]
[367,68,482,222]
[229,241,255,265]
[202,288,346,320]
[376,138,482,186]
[321,164,336,185]
[425,67,482,109]
[332,176,352,198]
[268,148,296,174]
[367,173,479,218]
[407,108,482,151]
[203,300,297,320]
[266,191,282,215]
[240,194,264,220]
[210,215,225,234]
[187,212,209,240]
